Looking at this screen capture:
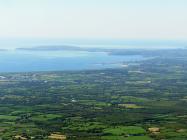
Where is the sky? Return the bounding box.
[0,0,187,48]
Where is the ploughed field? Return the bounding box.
[1,55,187,139]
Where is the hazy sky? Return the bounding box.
[0,0,187,40]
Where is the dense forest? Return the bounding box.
[1,49,187,139]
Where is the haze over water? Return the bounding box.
[0,50,144,72]
[0,39,186,72]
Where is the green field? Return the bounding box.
[1,49,187,139]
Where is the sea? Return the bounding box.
[0,50,144,72]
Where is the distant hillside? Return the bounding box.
[16,46,187,58]
[110,48,187,57]
[17,45,83,51]
[16,45,187,58]
[16,45,113,52]
[0,49,8,51]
